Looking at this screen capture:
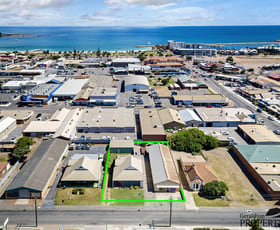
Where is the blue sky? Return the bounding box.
[0,0,279,26]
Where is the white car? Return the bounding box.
[220,131,229,135]
[268,116,275,121]
[227,136,235,142]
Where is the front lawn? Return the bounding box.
[111,188,144,206]
[193,193,230,207]
[55,188,101,205]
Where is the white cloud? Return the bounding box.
[105,0,179,6]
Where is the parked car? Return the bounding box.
[76,144,81,150]
[144,105,153,108]
[227,137,235,142]
[81,145,86,150]
[268,116,275,121]
[274,130,280,135]
[206,105,213,108]
[69,143,75,150]
[80,135,85,140]
[220,131,229,135]
[256,108,262,113]
[36,113,42,119]
[86,145,91,150]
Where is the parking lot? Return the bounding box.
[198,127,248,145]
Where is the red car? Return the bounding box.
[206,105,213,108]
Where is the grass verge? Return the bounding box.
[193,193,230,207]
[55,188,101,205]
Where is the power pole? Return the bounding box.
[169,197,173,227]
[34,197,38,227]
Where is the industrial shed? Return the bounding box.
[125,75,149,92]
[139,109,166,141]
[238,124,280,145]
[179,109,202,127]
[148,144,180,192]
[52,79,88,101]
[5,138,68,199]
[77,107,135,133]
[0,117,16,140]
[232,145,280,199]
[195,108,256,127]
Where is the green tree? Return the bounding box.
[205,135,219,150]
[138,52,146,62]
[167,128,218,154]
[226,56,234,63]
[202,181,229,197]
[248,218,264,230]
[96,48,101,57]
[210,64,218,72]
[9,137,33,164]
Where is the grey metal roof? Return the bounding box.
[148,144,168,184]
[6,138,68,192]
[179,109,202,123]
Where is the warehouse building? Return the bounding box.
[172,95,228,106]
[20,84,61,105]
[139,109,166,141]
[158,108,185,129]
[24,108,82,140]
[89,87,118,106]
[195,108,256,127]
[77,107,135,133]
[52,79,88,101]
[0,110,33,124]
[148,144,180,192]
[111,58,140,67]
[238,124,280,145]
[5,138,68,199]
[232,145,280,199]
[0,117,17,140]
[125,75,149,92]
[179,109,203,127]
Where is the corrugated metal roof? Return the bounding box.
[235,145,280,163]
[53,79,88,96]
[179,109,202,123]
[6,138,68,192]
[0,117,16,134]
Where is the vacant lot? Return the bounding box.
[55,188,101,205]
[201,148,266,207]
[202,54,280,73]
[111,188,144,206]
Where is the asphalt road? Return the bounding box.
[0,207,268,227]
[206,77,280,131]
[187,63,280,131]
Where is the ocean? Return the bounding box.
[0,26,280,52]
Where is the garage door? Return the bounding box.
[18,189,30,198]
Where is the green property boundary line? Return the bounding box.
[100,140,186,203]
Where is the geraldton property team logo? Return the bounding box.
[240,208,280,228]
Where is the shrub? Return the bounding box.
[80,188,85,195]
[202,181,229,197]
[72,188,78,194]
